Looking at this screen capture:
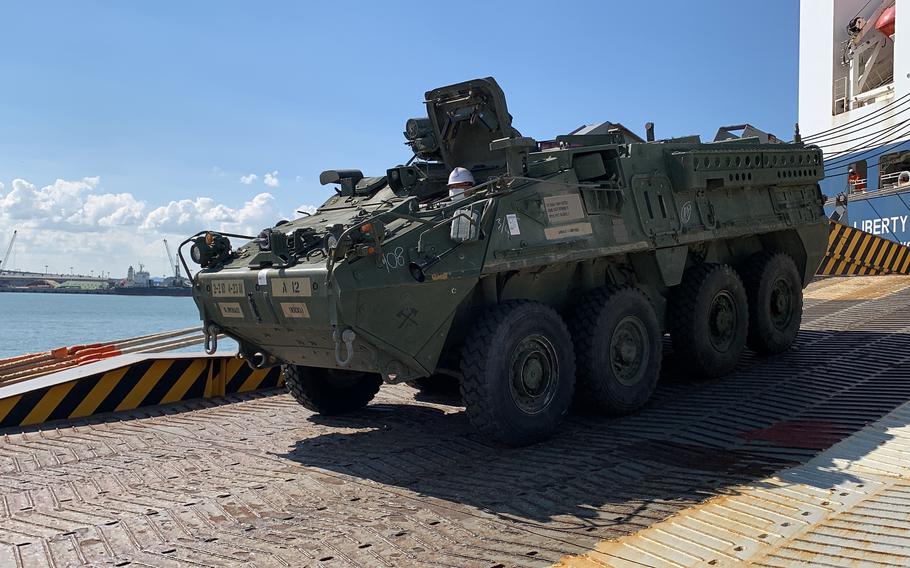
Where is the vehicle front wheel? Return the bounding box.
[459,301,576,446]
[283,365,382,415]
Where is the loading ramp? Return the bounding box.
[4,275,910,566]
[818,219,910,276]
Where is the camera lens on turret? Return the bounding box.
[255,228,272,251]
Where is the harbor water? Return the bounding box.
[0,293,235,358]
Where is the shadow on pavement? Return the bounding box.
[281,328,909,525]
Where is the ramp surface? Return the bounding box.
[3,276,910,567]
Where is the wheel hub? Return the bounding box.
[522,357,544,391]
[509,334,559,415]
[610,316,649,386]
[619,340,637,364]
[708,290,737,352]
[769,278,793,329]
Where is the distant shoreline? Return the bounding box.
[0,287,192,297]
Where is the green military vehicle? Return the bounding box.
[182,77,828,445]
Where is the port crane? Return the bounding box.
[1,230,17,274]
[163,238,183,286]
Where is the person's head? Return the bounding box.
[447,167,475,193]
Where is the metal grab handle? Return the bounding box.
[204,324,220,355]
[333,328,356,366]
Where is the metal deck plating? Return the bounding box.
[558,399,910,567]
[4,275,910,567]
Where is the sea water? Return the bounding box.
[0,293,236,358]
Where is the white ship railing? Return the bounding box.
[881,170,910,190]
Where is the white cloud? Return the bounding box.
[295,203,317,216]
[211,166,226,177]
[76,193,145,227]
[0,176,107,227]
[141,192,281,236]
[240,173,257,185]
[0,175,288,277]
[295,175,303,183]
[0,181,5,194]
[263,170,279,187]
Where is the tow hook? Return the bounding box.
[333,328,356,366]
[204,324,220,355]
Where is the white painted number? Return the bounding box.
[380,247,406,272]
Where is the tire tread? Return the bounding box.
[669,263,748,378]
[569,286,661,415]
[742,251,803,355]
[458,300,575,445]
[284,365,382,415]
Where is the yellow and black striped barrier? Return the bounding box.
[0,355,283,429]
[817,220,910,276]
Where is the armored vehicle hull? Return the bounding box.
[184,77,828,445]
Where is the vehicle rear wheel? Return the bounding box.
[743,252,803,355]
[569,286,662,415]
[669,263,749,379]
[283,365,382,415]
[459,301,576,446]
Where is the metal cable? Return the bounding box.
[815,117,910,150]
[811,101,910,145]
[823,121,910,168]
[802,91,910,141]
[824,142,910,178]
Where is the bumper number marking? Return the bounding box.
[280,302,310,318]
[271,277,312,297]
[218,302,244,318]
[212,280,245,297]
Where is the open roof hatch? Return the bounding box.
[424,77,519,171]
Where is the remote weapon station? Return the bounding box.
[182,78,828,445]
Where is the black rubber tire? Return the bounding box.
[283,365,382,415]
[743,252,803,355]
[669,263,749,379]
[406,375,460,394]
[569,286,662,415]
[459,301,576,446]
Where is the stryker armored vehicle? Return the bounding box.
[181,77,828,446]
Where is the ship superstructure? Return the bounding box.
[801,0,910,242]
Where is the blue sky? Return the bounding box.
[0,0,800,276]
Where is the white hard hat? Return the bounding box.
[447,167,475,187]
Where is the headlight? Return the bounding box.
[190,243,203,264]
[191,232,232,267]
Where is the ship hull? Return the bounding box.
[822,140,910,245]
[111,287,193,297]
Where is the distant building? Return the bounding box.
[58,280,108,290]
